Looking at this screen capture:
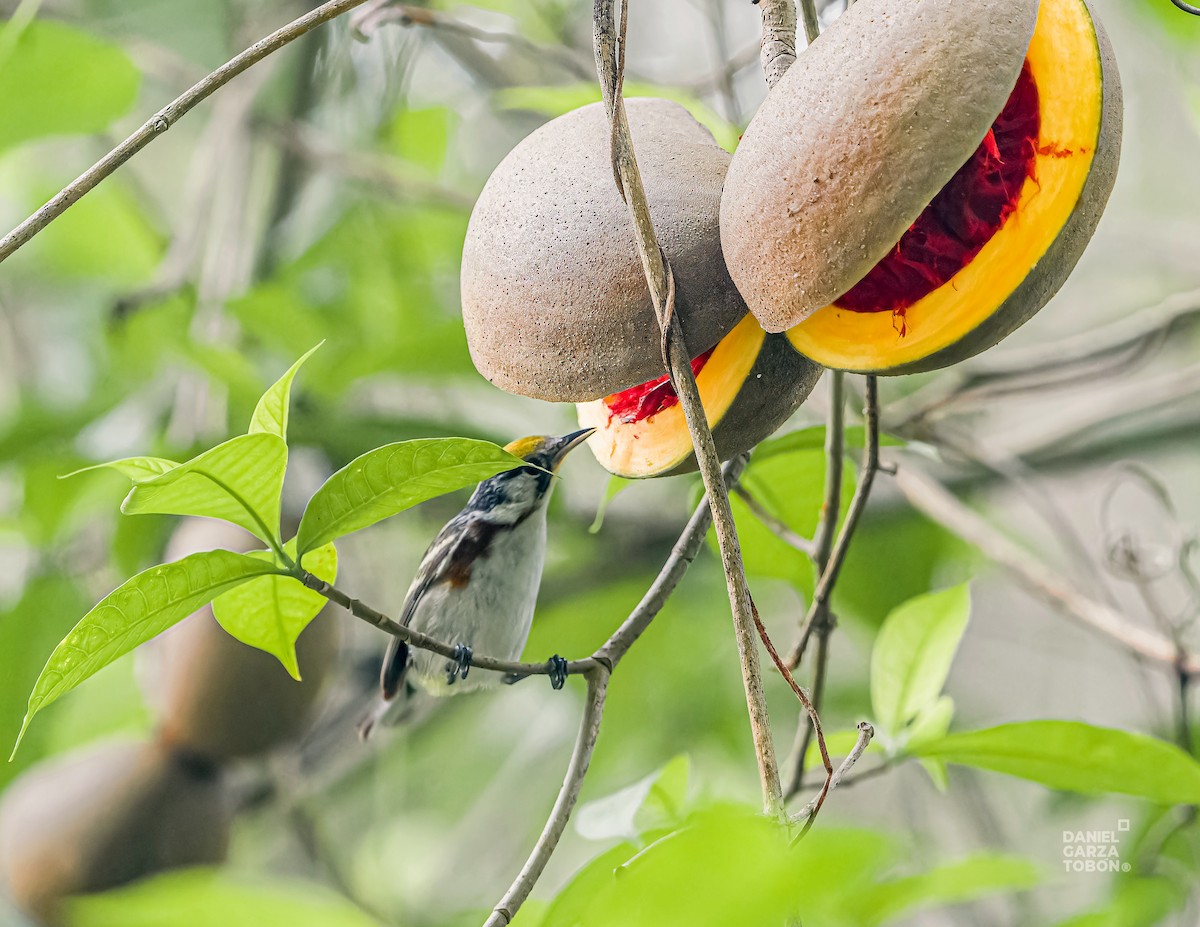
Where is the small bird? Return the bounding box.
[358,428,595,739]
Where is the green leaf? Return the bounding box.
[65,456,180,482]
[67,869,379,927]
[1053,876,1189,927]
[912,721,1200,805]
[248,343,323,440]
[0,19,139,151]
[854,853,1041,926]
[575,755,689,842]
[870,585,970,738]
[536,842,640,927]
[0,573,89,787]
[12,550,281,755]
[296,438,523,555]
[212,539,337,679]
[589,475,633,534]
[122,433,288,546]
[906,696,956,792]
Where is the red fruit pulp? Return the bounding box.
[604,348,716,424]
[836,61,1042,315]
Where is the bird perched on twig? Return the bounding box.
[358,428,595,739]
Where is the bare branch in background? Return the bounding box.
[888,287,1200,430]
[350,2,594,79]
[0,0,373,265]
[594,0,784,817]
[892,463,1200,676]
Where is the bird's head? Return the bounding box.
[503,428,596,473]
[468,428,595,524]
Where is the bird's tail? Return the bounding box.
[357,638,411,741]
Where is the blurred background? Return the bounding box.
[0,0,1199,924]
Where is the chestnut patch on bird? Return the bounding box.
[604,348,716,424]
[837,62,1041,317]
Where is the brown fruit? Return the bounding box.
[461,98,748,402]
[721,0,1120,375]
[0,739,229,924]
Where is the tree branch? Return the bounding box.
[891,463,1200,676]
[480,458,745,925]
[484,668,609,927]
[789,376,881,669]
[0,0,372,265]
[593,0,783,817]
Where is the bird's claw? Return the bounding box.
[447,644,473,685]
[547,655,568,690]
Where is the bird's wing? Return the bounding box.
[398,513,500,626]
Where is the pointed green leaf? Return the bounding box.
[296,438,524,555]
[211,539,337,679]
[248,343,322,440]
[122,433,287,546]
[912,721,1200,805]
[64,457,180,482]
[589,475,633,534]
[906,695,956,749]
[66,869,379,927]
[754,425,906,462]
[871,585,970,737]
[12,550,281,755]
[575,755,689,842]
[854,853,1041,926]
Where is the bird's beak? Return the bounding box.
[548,427,596,469]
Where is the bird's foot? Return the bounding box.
[446,644,473,685]
[547,655,568,690]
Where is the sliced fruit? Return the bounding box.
[461,98,748,402]
[0,739,229,923]
[577,315,822,478]
[721,0,1121,375]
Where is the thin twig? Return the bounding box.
[0,0,371,265]
[483,668,609,927]
[798,0,820,44]
[751,603,833,828]
[783,374,846,798]
[789,376,881,668]
[351,3,594,79]
[757,0,798,88]
[734,486,815,557]
[792,722,875,831]
[594,0,783,817]
[888,287,1200,429]
[481,459,745,926]
[891,464,1200,675]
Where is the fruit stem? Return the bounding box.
[595,0,785,820]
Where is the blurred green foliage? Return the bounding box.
[0,1,1198,926]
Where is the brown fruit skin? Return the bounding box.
[0,739,229,924]
[719,0,1039,331]
[877,4,1121,376]
[151,519,338,762]
[462,98,748,402]
[657,335,822,478]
